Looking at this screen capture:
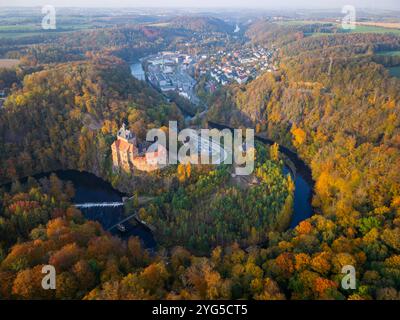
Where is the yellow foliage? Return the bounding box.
[310,252,331,275]
[291,125,306,146]
[315,171,333,198]
[270,143,279,162]
[384,255,400,268]
[391,196,400,208]
[15,94,26,106]
[295,253,311,271]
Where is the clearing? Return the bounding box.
[0,59,19,69]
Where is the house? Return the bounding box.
[179,91,190,99]
[235,75,248,84]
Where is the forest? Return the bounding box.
[139,144,294,254]
[206,26,400,299]
[0,54,183,188]
[0,18,399,300]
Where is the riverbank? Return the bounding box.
[2,170,157,249]
[207,121,314,228]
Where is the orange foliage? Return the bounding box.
[314,277,337,297]
[291,125,306,146]
[296,221,313,235]
[295,253,311,271]
[310,252,331,275]
[49,243,83,272]
[275,253,295,277]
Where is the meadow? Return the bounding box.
[388,66,400,78]
[377,50,400,56]
[350,24,400,35]
[0,59,20,68]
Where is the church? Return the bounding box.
[111,124,167,173]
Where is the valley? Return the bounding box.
[0,5,399,301]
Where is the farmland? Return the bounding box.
[0,59,20,68]
[377,50,400,56]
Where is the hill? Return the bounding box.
[168,16,232,33]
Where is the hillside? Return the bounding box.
[204,29,400,299]
[0,55,183,185]
[168,16,232,33]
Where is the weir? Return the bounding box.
[74,202,124,208]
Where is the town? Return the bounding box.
[139,44,278,104]
[196,45,278,86]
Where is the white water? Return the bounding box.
[75,202,124,208]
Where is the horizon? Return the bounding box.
[1,0,399,10]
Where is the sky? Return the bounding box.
[0,0,399,10]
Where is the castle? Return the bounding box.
[111,124,167,173]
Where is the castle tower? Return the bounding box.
[111,124,138,172]
[117,123,136,145]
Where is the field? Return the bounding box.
[307,32,332,37]
[276,20,332,26]
[0,23,96,39]
[0,59,20,69]
[147,22,172,28]
[388,66,400,78]
[356,22,400,29]
[277,20,400,37]
[376,50,400,56]
[307,25,400,38]
[349,25,400,35]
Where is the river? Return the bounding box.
[129,59,314,229]
[1,58,314,253]
[7,150,312,250]
[131,60,146,81]
[208,121,314,228]
[283,167,313,228]
[10,170,156,249]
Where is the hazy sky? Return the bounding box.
[0,0,398,10]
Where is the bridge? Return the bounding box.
[106,213,137,232]
[74,197,156,233]
[107,212,156,232]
